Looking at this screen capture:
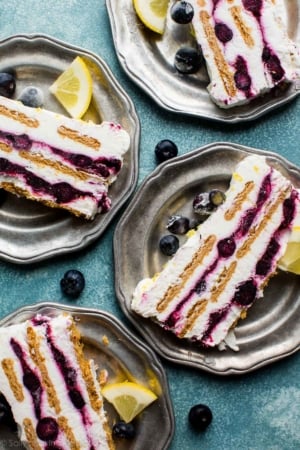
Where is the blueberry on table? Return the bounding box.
[188,404,213,431]
[171,1,194,24]
[155,139,178,163]
[60,269,85,298]
[174,47,203,74]
[18,86,44,108]
[0,72,16,98]
[167,215,190,235]
[159,234,179,256]
[112,420,136,439]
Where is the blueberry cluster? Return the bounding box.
[0,71,44,107]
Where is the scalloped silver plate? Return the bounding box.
[106,0,300,122]
[114,142,300,375]
[0,34,140,264]
[0,302,174,450]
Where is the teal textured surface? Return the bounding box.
[0,1,299,449]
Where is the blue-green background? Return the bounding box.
[0,1,299,449]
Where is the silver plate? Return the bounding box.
[106,0,300,123]
[0,302,174,450]
[114,142,300,375]
[0,34,140,264]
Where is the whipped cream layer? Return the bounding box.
[0,314,114,450]
[189,0,300,108]
[0,95,130,218]
[132,155,299,348]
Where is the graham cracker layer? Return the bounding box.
[58,125,101,150]
[199,10,237,97]
[156,234,216,313]
[23,418,42,450]
[0,104,39,128]
[230,6,255,47]
[1,358,24,402]
[27,326,61,415]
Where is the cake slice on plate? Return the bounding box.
[188,0,300,107]
[132,155,299,348]
[0,95,130,219]
[0,313,114,449]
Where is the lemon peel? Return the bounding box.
[133,0,169,34]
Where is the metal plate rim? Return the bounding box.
[106,0,300,123]
[0,301,175,450]
[113,141,300,375]
[0,33,140,265]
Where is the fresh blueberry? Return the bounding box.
[23,372,41,392]
[60,269,85,298]
[0,72,16,98]
[233,279,257,306]
[155,140,178,163]
[69,389,85,409]
[159,234,179,256]
[167,215,190,234]
[188,404,213,431]
[112,421,136,439]
[171,1,194,24]
[209,189,226,207]
[36,417,59,441]
[217,237,236,258]
[18,86,44,108]
[174,47,203,74]
[192,192,214,218]
[214,23,233,43]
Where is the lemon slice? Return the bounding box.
[102,381,157,423]
[278,241,300,274]
[278,216,300,274]
[133,0,169,34]
[49,56,93,119]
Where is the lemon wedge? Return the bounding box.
[49,56,93,119]
[278,223,300,274]
[133,0,169,34]
[102,381,157,423]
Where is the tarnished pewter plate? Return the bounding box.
[114,142,300,375]
[0,34,140,264]
[106,0,300,122]
[0,302,174,450]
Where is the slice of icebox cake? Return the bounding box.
[0,95,130,219]
[0,313,114,450]
[132,154,300,350]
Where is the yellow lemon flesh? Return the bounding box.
[133,0,169,34]
[102,381,157,423]
[278,223,300,275]
[49,56,93,119]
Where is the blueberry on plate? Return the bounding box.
[167,215,190,235]
[60,269,85,298]
[174,47,203,74]
[0,72,16,98]
[209,189,226,207]
[171,1,194,24]
[18,86,44,108]
[192,192,214,217]
[155,139,178,164]
[188,404,213,431]
[112,421,136,439]
[159,234,179,256]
